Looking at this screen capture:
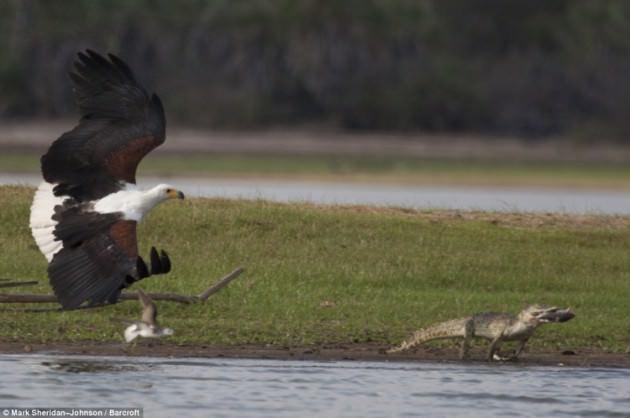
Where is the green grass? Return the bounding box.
[4,151,630,188]
[1,185,630,353]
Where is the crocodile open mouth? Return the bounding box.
[539,308,575,323]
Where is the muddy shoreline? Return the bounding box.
[1,341,628,368]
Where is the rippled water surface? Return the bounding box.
[0,355,628,417]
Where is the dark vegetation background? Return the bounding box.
[1,0,630,139]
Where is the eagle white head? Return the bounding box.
[148,184,186,201]
[134,183,185,220]
[87,183,185,223]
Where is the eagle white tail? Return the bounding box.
[30,182,65,262]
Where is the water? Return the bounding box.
[3,173,630,214]
[0,355,628,418]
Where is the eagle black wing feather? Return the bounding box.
[41,50,166,202]
[49,229,136,309]
[48,205,140,309]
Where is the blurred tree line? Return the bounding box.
[1,0,630,138]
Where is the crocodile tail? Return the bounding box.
[387,318,468,354]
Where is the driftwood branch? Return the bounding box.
[198,267,244,300]
[0,280,39,289]
[0,267,244,311]
[119,266,245,304]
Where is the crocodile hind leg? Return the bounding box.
[459,319,474,360]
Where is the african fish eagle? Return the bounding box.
[29,50,184,309]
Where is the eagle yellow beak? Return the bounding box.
[168,189,185,200]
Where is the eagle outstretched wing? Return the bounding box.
[41,49,165,202]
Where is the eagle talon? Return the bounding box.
[136,257,150,279]
[149,247,162,275]
[159,249,171,274]
[148,247,171,275]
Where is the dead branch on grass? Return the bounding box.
[0,279,39,289]
[0,267,244,312]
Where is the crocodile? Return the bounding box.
[387,304,575,361]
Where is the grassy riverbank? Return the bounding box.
[4,151,630,189]
[1,185,629,355]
